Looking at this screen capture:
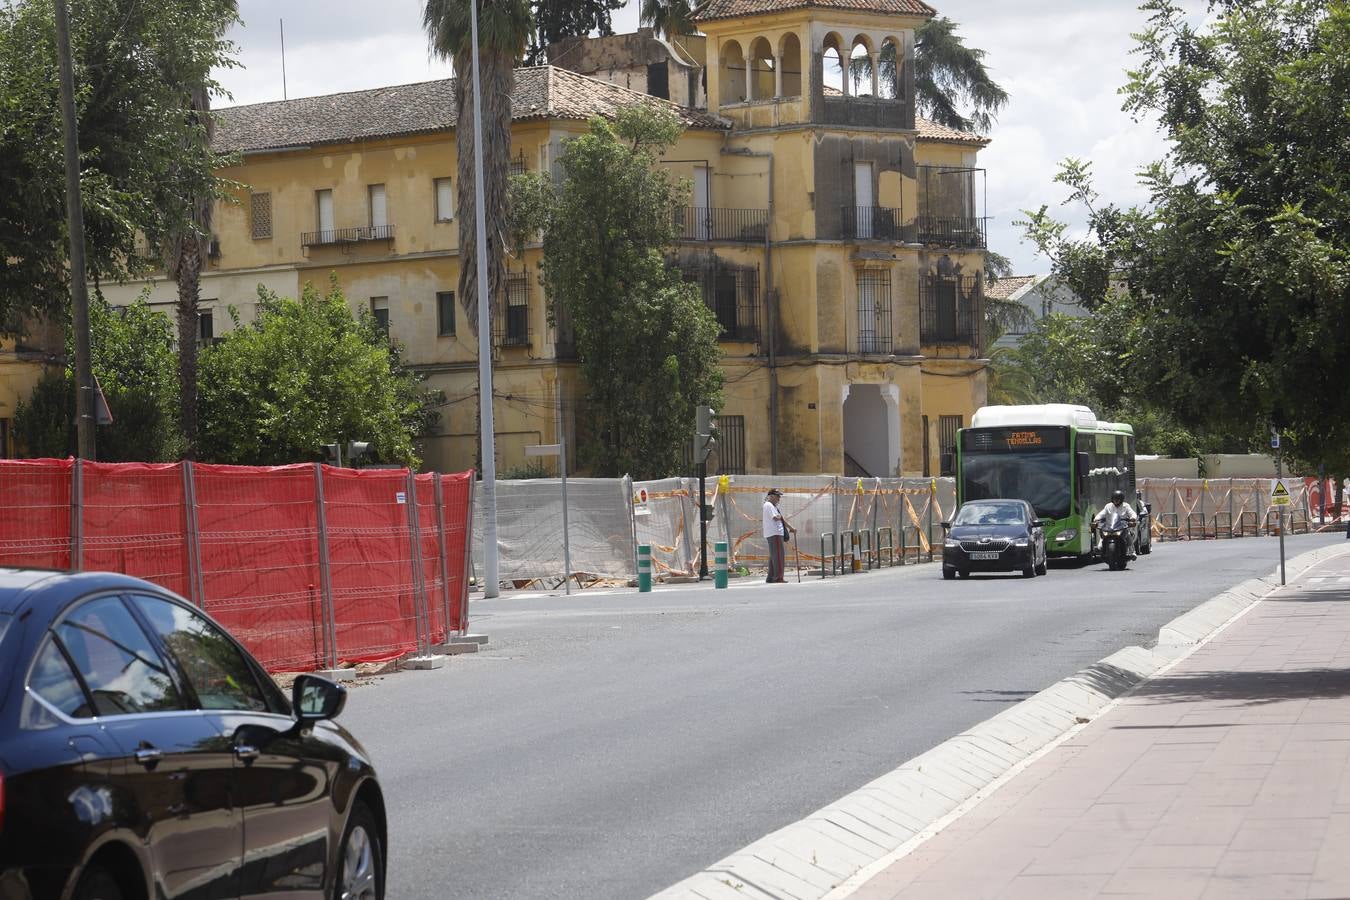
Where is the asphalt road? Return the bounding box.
[340,532,1344,899]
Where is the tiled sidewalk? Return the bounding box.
[848,556,1350,900]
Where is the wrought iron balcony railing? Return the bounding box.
[840,206,905,242]
[920,274,982,346]
[674,207,769,243]
[301,224,396,248]
[916,215,988,249]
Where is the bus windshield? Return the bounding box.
[960,427,1071,520]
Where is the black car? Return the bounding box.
[941,499,1048,579]
[0,569,386,900]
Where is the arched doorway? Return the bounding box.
[842,383,899,477]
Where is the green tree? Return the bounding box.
[197,279,440,467]
[850,16,1009,131]
[1019,0,1350,471]
[639,0,695,40]
[0,1,236,328]
[514,105,723,477]
[423,0,533,338]
[14,295,180,460]
[527,0,624,64]
[159,1,241,460]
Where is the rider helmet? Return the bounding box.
[1111,490,1125,505]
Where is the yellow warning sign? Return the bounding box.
[1270,479,1292,507]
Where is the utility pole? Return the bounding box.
[469,0,499,598]
[55,0,95,461]
[695,405,716,580]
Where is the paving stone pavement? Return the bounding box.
[846,550,1350,900]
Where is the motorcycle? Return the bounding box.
[1098,523,1132,571]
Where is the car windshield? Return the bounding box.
[961,451,1070,520]
[954,503,1026,526]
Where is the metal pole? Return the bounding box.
[313,464,338,670]
[407,470,429,657]
[698,463,708,580]
[1276,452,1286,586]
[182,461,204,608]
[434,474,453,635]
[70,457,83,571]
[557,390,572,595]
[55,0,95,461]
[459,476,476,635]
[469,0,500,598]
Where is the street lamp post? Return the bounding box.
[469,0,499,598]
[54,0,95,460]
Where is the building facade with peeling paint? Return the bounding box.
[97,0,990,477]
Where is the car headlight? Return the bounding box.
[944,539,959,548]
[1055,529,1077,542]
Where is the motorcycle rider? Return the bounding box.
[1094,489,1139,559]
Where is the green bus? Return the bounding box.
[954,404,1135,557]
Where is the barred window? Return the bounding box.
[856,268,893,354]
[717,415,746,474]
[437,291,456,337]
[250,192,272,239]
[939,415,962,476]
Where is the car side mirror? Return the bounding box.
[292,674,347,723]
[940,521,951,531]
[1031,519,1044,529]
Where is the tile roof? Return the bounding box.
[694,0,935,23]
[213,66,726,154]
[916,116,989,146]
[984,275,1041,301]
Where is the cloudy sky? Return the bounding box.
[216,1,1185,274]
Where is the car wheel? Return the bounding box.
[336,802,384,900]
[1022,566,1035,578]
[73,867,124,900]
[1035,561,1047,576]
[957,569,970,579]
[942,567,956,580]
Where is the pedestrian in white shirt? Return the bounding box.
[763,488,794,583]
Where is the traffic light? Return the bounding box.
[346,441,372,465]
[694,405,717,464]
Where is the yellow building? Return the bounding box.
[102,0,990,477]
[0,322,62,457]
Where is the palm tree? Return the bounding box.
[850,16,1008,133]
[162,3,238,459]
[424,0,533,337]
[639,0,695,40]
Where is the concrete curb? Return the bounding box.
[649,542,1350,900]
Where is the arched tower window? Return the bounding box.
[849,35,877,97]
[720,40,747,104]
[748,37,774,101]
[779,32,803,97]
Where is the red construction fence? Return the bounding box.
[0,459,474,672]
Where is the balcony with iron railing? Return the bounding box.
[840,206,907,242]
[301,224,396,249]
[916,215,988,249]
[920,274,982,347]
[674,207,769,243]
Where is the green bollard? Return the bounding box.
[637,543,652,593]
[714,541,728,589]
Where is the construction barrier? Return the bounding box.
[1138,477,1316,541]
[0,459,474,673]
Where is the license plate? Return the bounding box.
[969,551,1001,560]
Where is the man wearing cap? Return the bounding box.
[763,488,795,583]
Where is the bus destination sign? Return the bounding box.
[963,427,1069,452]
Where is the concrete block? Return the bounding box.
[453,632,490,645]
[403,654,445,670]
[314,668,357,682]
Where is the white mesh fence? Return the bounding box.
[1138,477,1314,540]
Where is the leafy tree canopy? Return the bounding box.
[14,294,181,461]
[512,104,723,478]
[528,0,624,64]
[1017,0,1350,471]
[197,278,441,467]
[0,0,237,331]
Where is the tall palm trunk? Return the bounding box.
[164,85,215,460]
